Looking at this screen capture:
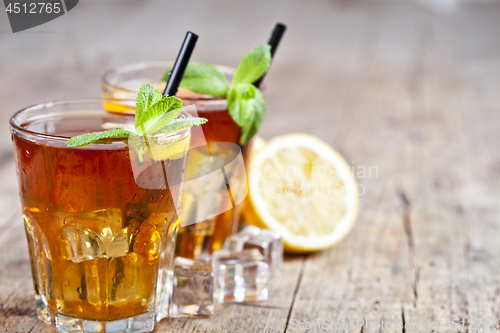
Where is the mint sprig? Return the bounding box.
[135,82,163,124]
[232,45,271,86]
[67,128,134,148]
[67,82,207,148]
[162,45,271,144]
[134,85,183,135]
[227,83,265,144]
[159,118,208,133]
[163,62,229,98]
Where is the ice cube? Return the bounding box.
[225,226,283,273]
[212,249,269,303]
[59,209,134,262]
[59,223,105,262]
[170,256,214,317]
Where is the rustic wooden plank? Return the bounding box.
[0,164,34,332]
[1,1,500,332]
[0,209,38,333]
[382,10,470,332]
[285,3,500,333]
[456,6,500,330]
[284,4,430,332]
[156,255,304,332]
[399,5,500,332]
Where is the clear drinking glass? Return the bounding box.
[10,100,191,332]
[102,62,253,260]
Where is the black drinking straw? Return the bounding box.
[253,23,287,88]
[163,31,199,96]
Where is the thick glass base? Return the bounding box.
[36,297,155,333]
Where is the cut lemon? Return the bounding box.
[244,133,359,253]
[249,135,267,157]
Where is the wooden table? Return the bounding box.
[1,1,500,332]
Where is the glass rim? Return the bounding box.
[10,98,191,145]
[102,60,236,99]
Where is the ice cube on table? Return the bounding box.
[212,249,269,303]
[170,256,214,317]
[225,226,283,273]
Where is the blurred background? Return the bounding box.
[1,0,499,163]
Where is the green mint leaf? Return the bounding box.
[135,95,183,135]
[159,117,208,133]
[135,82,163,125]
[232,45,272,86]
[227,83,266,144]
[163,62,229,98]
[68,83,208,147]
[67,129,134,147]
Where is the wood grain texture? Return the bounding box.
[1,0,500,332]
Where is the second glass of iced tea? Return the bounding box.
[102,62,253,259]
[11,100,191,332]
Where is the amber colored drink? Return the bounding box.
[10,101,190,332]
[102,62,253,259]
[175,101,252,258]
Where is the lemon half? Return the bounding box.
[244,133,359,253]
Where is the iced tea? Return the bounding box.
[10,100,190,332]
[102,62,252,259]
[175,100,252,258]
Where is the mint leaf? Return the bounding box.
[135,95,183,135]
[163,62,229,98]
[68,83,208,147]
[232,45,272,86]
[227,83,266,144]
[67,129,134,147]
[135,82,163,125]
[160,117,208,133]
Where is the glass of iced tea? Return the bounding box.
[102,62,252,259]
[10,99,191,332]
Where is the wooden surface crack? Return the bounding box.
[401,306,406,333]
[282,255,307,333]
[399,190,419,306]
[231,303,286,310]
